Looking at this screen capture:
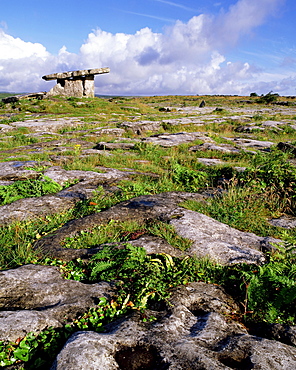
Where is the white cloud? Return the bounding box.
[210,0,286,47]
[0,0,293,95]
[0,30,49,60]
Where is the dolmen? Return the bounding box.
[42,67,110,98]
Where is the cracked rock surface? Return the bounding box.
[52,282,296,370]
[35,192,279,264]
[0,264,115,342]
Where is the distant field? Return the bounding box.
[0,92,15,99]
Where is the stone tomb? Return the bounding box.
[42,67,110,98]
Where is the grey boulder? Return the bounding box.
[0,264,115,342]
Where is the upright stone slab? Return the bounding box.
[42,67,110,98]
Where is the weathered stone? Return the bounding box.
[248,322,296,347]
[0,166,136,225]
[170,209,269,265]
[43,166,132,186]
[269,215,296,229]
[95,128,125,136]
[52,282,296,370]
[10,117,85,132]
[94,142,136,150]
[262,120,288,128]
[196,158,225,166]
[0,123,14,132]
[42,67,110,98]
[234,125,264,132]
[42,68,110,81]
[216,334,296,369]
[0,195,77,225]
[144,132,213,147]
[129,235,186,258]
[228,137,275,149]
[0,161,40,181]
[190,142,240,153]
[35,192,279,264]
[2,93,45,104]
[277,141,296,156]
[0,264,115,342]
[119,120,162,134]
[162,117,205,126]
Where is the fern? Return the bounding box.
[245,249,296,324]
[0,176,62,206]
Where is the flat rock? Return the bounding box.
[0,167,135,224]
[0,264,115,342]
[196,158,225,166]
[261,120,288,128]
[228,137,275,149]
[44,166,133,186]
[0,123,14,132]
[119,120,161,134]
[10,117,85,132]
[35,192,279,264]
[0,195,77,225]
[144,132,213,147]
[42,67,110,81]
[234,125,264,132]
[269,215,296,229]
[162,117,205,126]
[95,128,125,136]
[0,160,40,181]
[190,142,240,153]
[170,209,269,265]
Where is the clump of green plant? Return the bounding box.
[89,245,220,307]
[257,91,279,104]
[182,185,280,237]
[0,176,62,206]
[239,149,296,214]
[170,161,208,191]
[243,245,296,324]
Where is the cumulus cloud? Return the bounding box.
[0,0,293,95]
[0,30,49,60]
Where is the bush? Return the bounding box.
[257,91,279,104]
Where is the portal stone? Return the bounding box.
[42,67,110,98]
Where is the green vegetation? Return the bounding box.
[1,94,296,367]
[257,91,279,104]
[61,218,192,251]
[0,176,62,206]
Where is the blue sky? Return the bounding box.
[0,0,295,95]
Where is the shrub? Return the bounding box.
[257,91,279,104]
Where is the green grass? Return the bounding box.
[61,218,192,251]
